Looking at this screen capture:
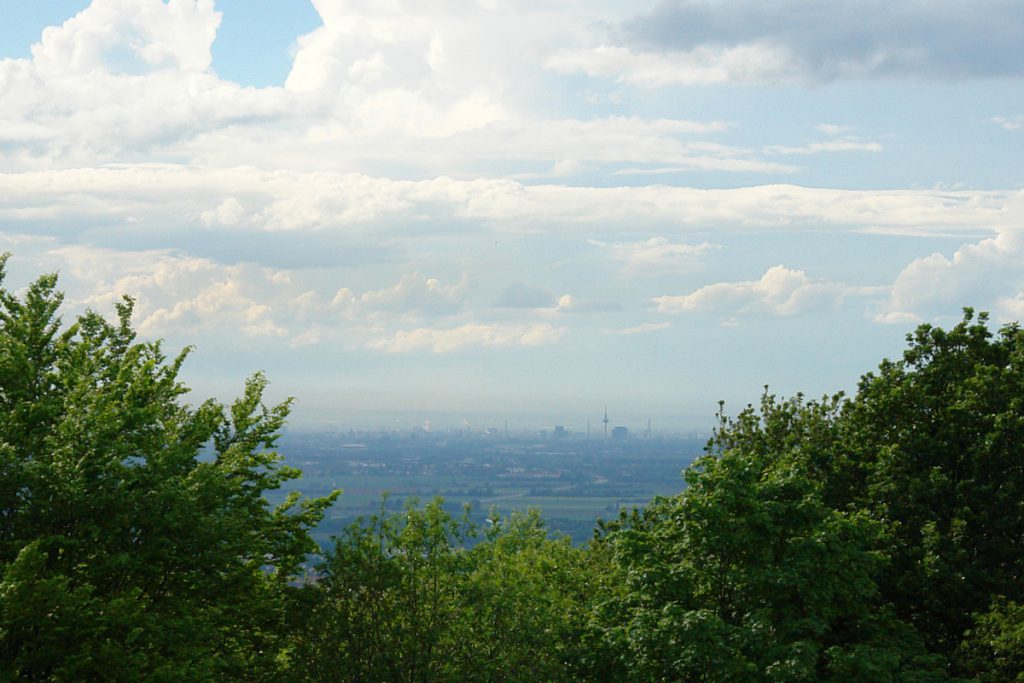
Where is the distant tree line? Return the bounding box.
[1,258,1022,681]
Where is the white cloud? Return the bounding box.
[27,244,474,345]
[592,237,720,273]
[547,43,793,87]
[200,196,246,226]
[875,230,1024,323]
[281,0,519,138]
[816,124,853,136]
[368,322,563,353]
[653,265,855,316]
[5,168,1019,238]
[43,245,294,337]
[354,272,465,316]
[992,115,1024,130]
[145,286,289,338]
[873,311,922,325]
[31,0,220,76]
[551,158,584,176]
[611,322,672,335]
[0,0,820,179]
[764,139,883,155]
[998,291,1024,318]
[0,0,291,166]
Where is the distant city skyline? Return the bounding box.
[282,406,710,438]
[2,1,1023,425]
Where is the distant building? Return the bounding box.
[553,425,567,438]
[611,426,628,440]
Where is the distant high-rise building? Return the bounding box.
[603,406,609,437]
[612,426,628,440]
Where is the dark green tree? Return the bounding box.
[591,394,945,682]
[841,310,1024,663]
[0,256,338,681]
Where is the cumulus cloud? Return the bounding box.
[653,265,859,316]
[0,0,805,177]
[282,0,521,138]
[29,244,474,344]
[346,272,465,316]
[0,0,291,165]
[596,0,1024,86]
[200,196,246,226]
[875,230,1024,323]
[47,245,294,337]
[368,322,563,353]
[998,291,1024,318]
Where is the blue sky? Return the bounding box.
[1,0,1023,431]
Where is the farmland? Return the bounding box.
[275,429,707,545]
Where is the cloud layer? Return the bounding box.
[2,0,1024,419]
[551,0,1024,86]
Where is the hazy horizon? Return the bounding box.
[279,406,717,436]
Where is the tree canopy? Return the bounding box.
[586,310,1024,681]
[0,256,338,680]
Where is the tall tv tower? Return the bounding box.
[603,405,609,437]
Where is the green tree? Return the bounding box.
[841,310,1024,661]
[294,500,600,682]
[590,310,1024,679]
[591,395,946,682]
[449,509,601,682]
[0,256,338,681]
[294,498,473,682]
[958,598,1024,681]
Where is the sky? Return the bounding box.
[1,0,1023,432]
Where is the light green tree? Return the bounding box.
[293,500,601,682]
[0,256,338,681]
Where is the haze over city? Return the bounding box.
[2,0,1023,429]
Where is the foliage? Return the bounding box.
[0,256,338,681]
[587,309,1024,679]
[591,394,946,682]
[841,310,1024,660]
[958,598,1024,681]
[292,499,600,682]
